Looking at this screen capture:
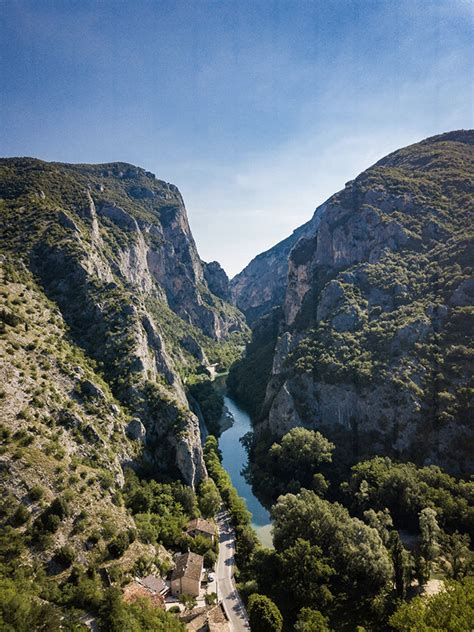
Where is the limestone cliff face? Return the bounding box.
[238,131,474,474]
[203,260,231,301]
[0,158,246,485]
[230,220,313,324]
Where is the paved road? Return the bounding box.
[216,510,251,632]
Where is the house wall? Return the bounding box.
[171,578,181,596]
[181,576,200,597]
[170,576,200,597]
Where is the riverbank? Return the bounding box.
[197,373,273,547]
[218,394,272,547]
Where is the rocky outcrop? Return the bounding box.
[230,220,313,324]
[239,131,474,474]
[203,260,230,301]
[172,415,208,488]
[97,202,140,231]
[126,418,147,441]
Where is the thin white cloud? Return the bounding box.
[180,38,473,277]
[184,119,471,277]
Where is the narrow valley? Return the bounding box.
[218,393,272,546]
[1,130,473,632]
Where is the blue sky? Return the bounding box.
[1,0,473,276]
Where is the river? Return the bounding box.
[218,394,273,547]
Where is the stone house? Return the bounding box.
[171,551,204,597]
[186,518,216,543]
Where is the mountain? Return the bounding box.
[0,157,247,572]
[230,130,474,474]
[230,220,312,324]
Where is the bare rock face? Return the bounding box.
[57,210,80,232]
[449,278,474,307]
[203,260,230,301]
[267,380,303,436]
[97,202,140,231]
[283,200,412,326]
[241,131,474,474]
[126,418,147,442]
[81,379,107,401]
[180,335,208,363]
[272,331,293,374]
[172,413,208,487]
[230,220,313,324]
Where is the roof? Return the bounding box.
[122,582,165,608]
[183,604,230,632]
[171,551,203,582]
[207,604,230,632]
[187,518,215,536]
[138,574,168,594]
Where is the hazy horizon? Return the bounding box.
[1,0,473,276]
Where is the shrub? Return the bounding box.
[29,485,44,501]
[11,504,29,526]
[107,531,131,559]
[54,545,76,567]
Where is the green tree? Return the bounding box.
[389,577,474,632]
[277,539,333,616]
[388,530,411,598]
[179,593,197,611]
[99,588,186,631]
[11,503,29,526]
[98,587,135,632]
[347,458,474,538]
[413,549,430,588]
[363,508,393,546]
[248,594,283,632]
[128,598,185,630]
[0,578,65,632]
[441,531,472,580]
[312,473,329,496]
[235,523,259,567]
[205,592,217,605]
[295,608,330,632]
[107,531,131,558]
[269,428,334,490]
[419,508,440,560]
[419,507,440,579]
[173,482,199,517]
[198,479,221,518]
[272,490,393,596]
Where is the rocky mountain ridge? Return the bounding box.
[231,130,474,474]
[230,219,313,324]
[0,157,248,567]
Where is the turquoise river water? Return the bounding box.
[218,394,273,547]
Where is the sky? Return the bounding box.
[1,0,473,277]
